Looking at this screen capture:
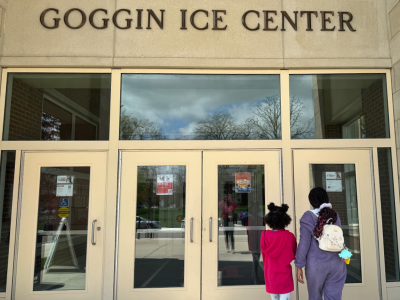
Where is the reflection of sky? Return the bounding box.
[121,74,280,139]
[289,75,316,138]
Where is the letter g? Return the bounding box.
[40,8,60,29]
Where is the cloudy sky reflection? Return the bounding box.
[121,74,281,140]
[289,75,316,139]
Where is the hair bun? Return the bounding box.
[267,203,276,211]
[281,204,289,212]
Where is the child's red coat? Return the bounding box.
[260,229,297,294]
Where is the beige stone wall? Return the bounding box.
[389,0,400,177]
[389,0,400,285]
[0,0,391,69]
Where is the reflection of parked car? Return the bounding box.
[239,212,248,226]
[136,216,162,229]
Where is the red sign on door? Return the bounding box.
[157,174,173,195]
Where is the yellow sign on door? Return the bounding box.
[58,207,70,218]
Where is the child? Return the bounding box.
[261,203,297,300]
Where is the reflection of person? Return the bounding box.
[245,213,264,284]
[295,187,346,300]
[218,195,237,253]
[261,203,296,300]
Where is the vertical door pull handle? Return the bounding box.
[209,217,212,242]
[91,219,97,245]
[190,218,194,243]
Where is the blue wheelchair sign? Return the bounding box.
[60,198,69,207]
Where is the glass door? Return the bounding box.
[15,152,107,300]
[293,149,380,300]
[117,151,201,300]
[202,151,281,299]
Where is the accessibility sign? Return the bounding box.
[58,207,70,218]
[60,198,69,207]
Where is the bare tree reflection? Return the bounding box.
[121,95,313,140]
[120,108,165,140]
[194,112,253,140]
[249,95,314,139]
[290,96,314,139]
[249,95,281,139]
[193,96,313,140]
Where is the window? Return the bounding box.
[3,73,111,141]
[120,74,281,140]
[290,74,389,139]
[0,151,16,292]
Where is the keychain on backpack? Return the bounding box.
[338,246,352,264]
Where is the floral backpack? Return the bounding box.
[311,211,344,252]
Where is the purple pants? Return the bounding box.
[295,211,347,300]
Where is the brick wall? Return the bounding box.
[324,125,342,139]
[6,79,111,141]
[0,151,16,291]
[7,79,43,140]
[56,88,111,140]
[316,88,343,139]
[362,79,387,138]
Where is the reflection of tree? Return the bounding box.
[360,115,366,138]
[41,113,61,141]
[193,95,313,140]
[249,95,281,139]
[137,166,186,223]
[290,96,314,139]
[120,108,165,140]
[39,173,58,229]
[194,112,253,140]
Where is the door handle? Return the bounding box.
[91,219,97,245]
[209,217,212,242]
[190,218,194,243]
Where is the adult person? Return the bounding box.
[295,187,347,300]
[218,194,237,252]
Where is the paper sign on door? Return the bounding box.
[325,172,342,192]
[57,176,74,197]
[157,174,173,195]
[235,173,251,193]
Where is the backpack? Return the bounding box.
[311,211,344,252]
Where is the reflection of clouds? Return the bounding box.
[121,74,280,138]
[290,75,316,138]
[228,102,260,124]
[178,122,197,139]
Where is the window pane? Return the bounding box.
[290,74,389,139]
[3,73,111,141]
[34,167,90,291]
[217,165,265,286]
[120,74,281,140]
[0,151,16,292]
[378,148,400,282]
[310,164,361,284]
[134,166,186,288]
